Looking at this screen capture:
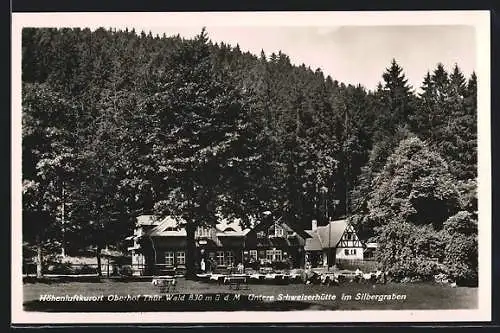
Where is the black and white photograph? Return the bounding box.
[11,11,491,324]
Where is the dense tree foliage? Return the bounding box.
[369,138,476,284]
[21,27,477,282]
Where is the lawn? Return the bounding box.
[23,278,477,312]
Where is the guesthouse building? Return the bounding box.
[304,219,364,268]
[126,212,307,276]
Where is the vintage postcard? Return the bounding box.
[11,11,491,324]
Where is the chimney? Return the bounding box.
[311,219,318,231]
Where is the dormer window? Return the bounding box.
[196,227,211,238]
[275,226,284,237]
[268,224,285,238]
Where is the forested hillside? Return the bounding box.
[21,27,477,283]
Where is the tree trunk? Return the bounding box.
[36,241,43,279]
[185,223,197,280]
[96,246,102,277]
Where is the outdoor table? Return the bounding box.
[248,273,265,284]
[224,274,248,290]
[209,274,225,284]
[264,273,277,280]
[196,273,211,281]
[152,276,177,293]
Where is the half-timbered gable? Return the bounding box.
[335,223,364,260]
[304,219,364,267]
[337,223,363,247]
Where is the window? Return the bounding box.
[225,251,234,266]
[216,251,225,266]
[268,225,285,238]
[249,250,258,261]
[266,249,282,261]
[165,251,174,266]
[344,249,356,256]
[176,251,185,265]
[197,227,211,238]
[258,250,266,259]
[266,250,274,261]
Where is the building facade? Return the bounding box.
[126,213,307,276]
[304,219,364,268]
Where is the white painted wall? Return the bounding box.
[132,252,145,276]
[335,247,364,260]
[322,252,328,267]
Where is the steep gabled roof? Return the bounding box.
[140,215,251,237]
[316,219,348,248]
[268,217,293,233]
[146,216,187,237]
[136,215,160,226]
[304,219,349,250]
[253,215,300,233]
[304,230,322,251]
[137,214,307,240]
[216,218,251,236]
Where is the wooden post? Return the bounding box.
[96,246,102,277]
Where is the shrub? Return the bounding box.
[375,221,451,281]
[443,238,478,286]
[336,259,379,272]
[337,274,346,284]
[441,215,478,286]
[261,260,272,268]
[271,261,289,270]
[76,264,97,274]
[448,264,478,287]
[47,262,74,275]
[244,259,260,271]
[443,211,477,235]
[119,265,133,276]
[112,256,131,266]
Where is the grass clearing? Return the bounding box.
[23,278,477,312]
